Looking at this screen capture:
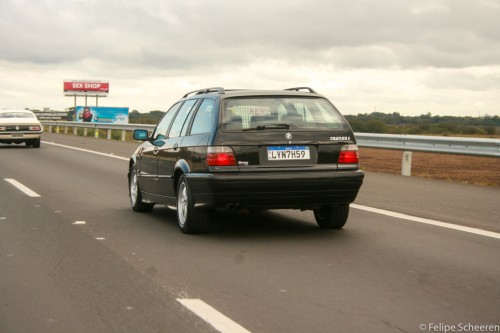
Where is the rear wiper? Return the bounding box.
[243,124,290,131]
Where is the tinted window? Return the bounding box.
[190,99,216,135]
[222,97,347,131]
[153,102,181,140]
[168,99,198,138]
[180,100,202,137]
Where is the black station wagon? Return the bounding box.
[128,87,364,233]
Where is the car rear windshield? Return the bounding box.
[221,97,348,132]
[0,112,35,119]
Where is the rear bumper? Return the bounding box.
[0,132,42,142]
[186,170,364,210]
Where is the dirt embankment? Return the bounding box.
[359,148,500,187]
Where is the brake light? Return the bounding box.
[0,127,5,131]
[206,146,237,166]
[338,144,359,164]
[29,126,41,131]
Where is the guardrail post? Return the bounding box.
[56,126,60,134]
[121,130,126,142]
[107,129,112,140]
[64,126,68,134]
[402,151,412,176]
[84,128,88,136]
[95,129,99,139]
[73,127,77,136]
[48,125,52,133]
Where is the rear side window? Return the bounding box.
[168,99,198,138]
[222,97,348,131]
[153,102,181,140]
[190,99,216,135]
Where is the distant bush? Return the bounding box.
[349,119,388,133]
[129,110,164,124]
[345,112,499,136]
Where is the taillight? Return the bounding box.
[0,127,5,131]
[29,126,41,131]
[338,144,359,164]
[206,146,237,166]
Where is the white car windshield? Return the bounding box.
[0,112,35,119]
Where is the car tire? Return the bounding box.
[314,204,349,229]
[177,175,209,234]
[32,139,41,148]
[129,166,154,212]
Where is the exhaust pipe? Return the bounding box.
[226,202,242,211]
[226,202,249,214]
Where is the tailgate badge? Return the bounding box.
[285,133,292,140]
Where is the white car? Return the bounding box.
[0,109,43,148]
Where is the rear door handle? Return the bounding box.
[153,147,159,155]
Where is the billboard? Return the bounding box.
[64,80,109,96]
[33,111,71,121]
[75,106,128,124]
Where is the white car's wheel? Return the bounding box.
[32,138,41,148]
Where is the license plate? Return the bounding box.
[12,134,24,138]
[267,146,310,160]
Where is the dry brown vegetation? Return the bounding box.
[359,148,500,187]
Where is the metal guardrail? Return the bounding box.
[42,121,154,132]
[354,133,500,158]
[42,121,154,141]
[42,121,499,177]
[41,121,500,177]
[353,133,499,176]
[41,121,499,158]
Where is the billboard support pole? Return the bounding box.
[96,95,99,107]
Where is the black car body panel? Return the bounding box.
[185,169,364,210]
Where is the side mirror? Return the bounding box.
[133,129,149,141]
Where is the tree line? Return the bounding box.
[344,112,499,136]
[129,110,165,124]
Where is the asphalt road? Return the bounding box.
[1,133,499,333]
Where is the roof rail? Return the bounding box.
[284,87,317,93]
[182,87,225,98]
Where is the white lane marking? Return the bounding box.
[42,141,129,161]
[351,204,500,240]
[5,178,41,197]
[95,237,106,240]
[177,298,251,333]
[73,221,86,225]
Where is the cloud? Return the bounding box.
[0,0,499,115]
[3,0,499,69]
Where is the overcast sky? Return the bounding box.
[1,0,499,116]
